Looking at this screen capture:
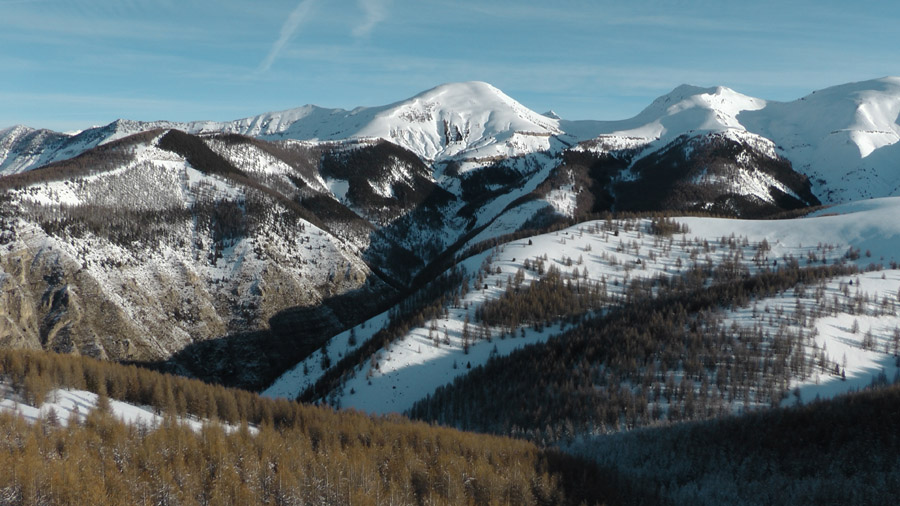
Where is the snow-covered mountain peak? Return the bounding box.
[630,84,765,136]
[99,118,161,144]
[0,125,31,150]
[0,124,74,174]
[0,124,71,145]
[650,84,713,105]
[349,81,562,161]
[559,84,767,148]
[733,77,900,202]
[190,81,563,162]
[4,78,900,204]
[409,80,503,102]
[640,84,756,113]
[0,124,35,138]
[739,77,900,150]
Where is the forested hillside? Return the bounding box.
[0,348,629,505]
[569,383,900,505]
[409,263,878,439]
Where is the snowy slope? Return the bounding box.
[718,269,900,408]
[0,381,249,433]
[215,82,562,163]
[739,77,900,202]
[562,84,766,146]
[265,196,900,414]
[566,78,900,204]
[0,126,78,174]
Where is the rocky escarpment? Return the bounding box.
[0,229,147,359]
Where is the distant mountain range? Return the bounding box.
[0,77,898,389]
[4,77,899,202]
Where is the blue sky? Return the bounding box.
[2,0,899,131]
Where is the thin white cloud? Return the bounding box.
[258,0,317,73]
[352,0,389,38]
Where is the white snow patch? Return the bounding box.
[325,178,350,202]
[265,196,900,415]
[719,270,900,407]
[0,383,251,433]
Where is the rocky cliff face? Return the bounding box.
[0,132,393,378]
[0,228,145,359]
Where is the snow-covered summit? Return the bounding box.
[742,77,900,157]
[226,81,562,162]
[351,81,562,161]
[738,77,900,202]
[3,78,900,204]
[638,84,766,133]
[562,84,766,145]
[5,82,562,166]
[562,77,900,203]
[0,125,73,174]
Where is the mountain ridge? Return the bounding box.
[0,77,895,388]
[4,77,899,204]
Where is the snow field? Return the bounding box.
[721,270,900,407]
[265,196,900,415]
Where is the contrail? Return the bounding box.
[352,0,389,38]
[258,0,317,73]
